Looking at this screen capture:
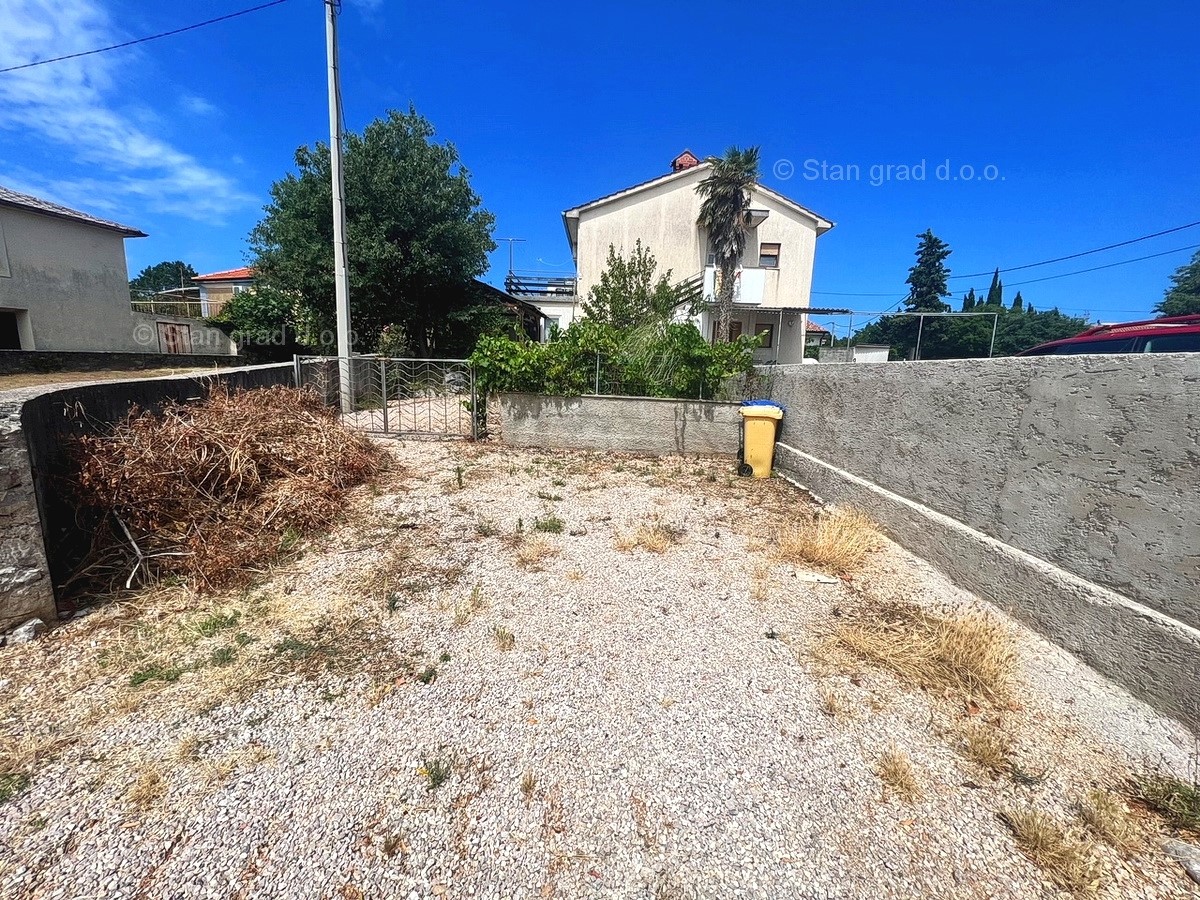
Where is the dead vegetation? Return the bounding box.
[69,385,384,593]
[515,536,559,571]
[831,601,1016,705]
[961,722,1014,775]
[876,745,921,801]
[775,506,881,575]
[999,807,1103,895]
[615,518,685,554]
[1076,789,1142,854]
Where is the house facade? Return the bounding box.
[193,266,255,317]
[515,151,835,363]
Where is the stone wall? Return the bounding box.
[498,393,741,456]
[0,397,55,629]
[0,350,246,376]
[766,354,1200,729]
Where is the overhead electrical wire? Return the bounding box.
[0,0,293,74]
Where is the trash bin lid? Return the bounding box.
[741,399,786,412]
[739,399,784,419]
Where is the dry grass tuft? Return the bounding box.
[834,602,1016,704]
[876,746,921,801]
[1000,808,1103,895]
[126,763,166,809]
[1077,789,1141,854]
[615,519,685,554]
[492,625,515,651]
[453,587,487,627]
[521,769,537,803]
[516,536,559,571]
[69,385,384,595]
[775,506,881,575]
[961,723,1014,775]
[818,685,853,720]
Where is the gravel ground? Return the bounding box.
[1,441,1197,900]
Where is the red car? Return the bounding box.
[1018,314,1200,355]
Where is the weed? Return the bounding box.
[386,593,403,614]
[278,526,303,555]
[775,506,881,575]
[475,519,500,538]
[209,646,237,667]
[26,815,47,832]
[273,635,320,662]
[382,832,405,857]
[534,515,564,534]
[1077,789,1141,854]
[417,666,438,684]
[1134,772,1200,832]
[961,723,1013,775]
[536,491,563,502]
[126,764,166,809]
[615,519,685,554]
[876,746,921,801]
[493,625,515,651]
[455,465,464,489]
[453,586,486,626]
[0,773,30,805]
[999,808,1102,895]
[129,664,184,687]
[818,685,852,720]
[551,478,566,487]
[516,537,559,572]
[521,769,537,803]
[439,651,451,663]
[565,569,584,582]
[191,610,240,638]
[234,631,256,647]
[421,756,451,791]
[833,602,1015,704]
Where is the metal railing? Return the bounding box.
[131,299,206,318]
[296,355,481,440]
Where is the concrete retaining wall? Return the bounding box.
[0,364,294,628]
[767,355,1200,729]
[498,393,741,456]
[0,350,246,376]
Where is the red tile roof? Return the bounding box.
[192,266,255,282]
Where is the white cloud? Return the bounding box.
[181,94,219,117]
[0,0,253,220]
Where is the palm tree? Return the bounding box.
[696,146,760,342]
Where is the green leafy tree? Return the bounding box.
[129,260,197,299]
[1155,248,1200,316]
[209,285,301,361]
[582,240,687,329]
[249,106,496,355]
[696,146,760,342]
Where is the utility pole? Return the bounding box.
[325,0,353,412]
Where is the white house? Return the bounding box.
[512,150,835,363]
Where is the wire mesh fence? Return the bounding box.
[296,356,481,439]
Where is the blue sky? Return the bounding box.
[1,0,1197,329]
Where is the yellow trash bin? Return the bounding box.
[738,401,785,478]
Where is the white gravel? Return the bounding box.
[0,441,1196,900]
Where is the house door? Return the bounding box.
[0,311,22,349]
[157,322,192,354]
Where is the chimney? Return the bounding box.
[670,149,700,173]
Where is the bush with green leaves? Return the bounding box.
[471,319,758,400]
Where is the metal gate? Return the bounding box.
[295,356,480,440]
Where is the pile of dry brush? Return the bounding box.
[70,385,384,592]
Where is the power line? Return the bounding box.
[948,220,1200,279]
[0,0,293,74]
[965,243,1199,290]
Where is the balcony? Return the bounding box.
[702,265,779,306]
[131,298,206,319]
[504,272,578,297]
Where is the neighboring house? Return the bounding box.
[510,150,835,363]
[0,185,146,351]
[0,185,233,356]
[192,266,255,317]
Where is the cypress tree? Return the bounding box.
[961,288,977,311]
[985,269,1004,306]
[1011,291,1024,311]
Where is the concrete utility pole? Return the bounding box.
[325,0,352,412]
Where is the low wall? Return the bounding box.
[498,393,741,456]
[767,354,1200,729]
[0,363,294,629]
[0,349,245,376]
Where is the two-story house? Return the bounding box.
[517,150,835,363]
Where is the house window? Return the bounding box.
[758,243,780,268]
[232,284,250,294]
[755,322,774,348]
[710,320,744,343]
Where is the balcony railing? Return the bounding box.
[504,272,578,297]
[131,299,206,318]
